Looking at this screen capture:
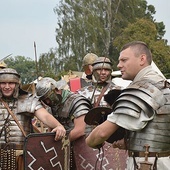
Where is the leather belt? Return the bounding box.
[15,144,23,150]
[0,144,23,150]
[128,151,170,157]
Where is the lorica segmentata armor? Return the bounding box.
[112,80,170,152]
[0,94,42,146]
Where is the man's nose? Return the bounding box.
[100,69,106,73]
[117,62,121,69]
[4,83,10,88]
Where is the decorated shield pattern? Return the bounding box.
[24,132,70,170]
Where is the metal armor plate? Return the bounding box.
[24,132,70,170]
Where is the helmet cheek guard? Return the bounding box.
[43,92,62,107]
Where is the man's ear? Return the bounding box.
[140,54,147,66]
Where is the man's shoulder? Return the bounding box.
[78,85,94,92]
[18,93,37,101]
[109,81,123,89]
[17,93,42,113]
[67,92,90,102]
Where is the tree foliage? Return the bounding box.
[7,1,170,81]
[113,18,170,76]
[38,49,58,78]
[54,0,163,71]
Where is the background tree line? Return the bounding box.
[4,0,170,84]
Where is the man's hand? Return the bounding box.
[51,125,66,141]
[112,138,126,149]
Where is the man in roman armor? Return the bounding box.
[86,41,170,170]
[78,56,123,106]
[35,77,92,169]
[68,53,99,92]
[77,57,127,169]
[0,68,66,170]
[82,52,99,83]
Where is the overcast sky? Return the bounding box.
[0,0,59,60]
[147,0,170,43]
[0,0,169,61]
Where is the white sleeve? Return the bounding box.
[107,110,155,131]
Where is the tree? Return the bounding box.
[38,49,58,78]
[37,0,169,77]
[52,0,162,72]
[113,18,170,77]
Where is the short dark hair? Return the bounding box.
[121,41,152,64]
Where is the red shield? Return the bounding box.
[24,132,70,170]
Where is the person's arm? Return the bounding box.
[69,115,86,142]
[86,120,118,148]
[35,107,66,141]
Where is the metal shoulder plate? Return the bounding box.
[62,93,92,118]
[17,94,42,115]
[127,81,166,108]
[112,81,166,118]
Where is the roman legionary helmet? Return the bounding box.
[0,68,20,83]
[82,53,98,67]
[36,77,67,106]
[92,57,112,82]
[0,68,21,98]
[92,57,112,71]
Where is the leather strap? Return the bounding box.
[94,83,110,107]
[0,98,26,137]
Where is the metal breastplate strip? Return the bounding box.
[129,114,170,152]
